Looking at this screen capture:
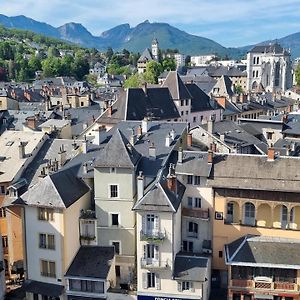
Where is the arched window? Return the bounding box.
[253,70,255,78]
[257,57,259,65]
[253,57,256,64]
[281,205,288,229]
[244,202,255,226]
[256,70,259,78]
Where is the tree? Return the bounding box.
[162,57,176,71]
[48,46,60,58]
[72,52,89,80]
[295,64,300,86]
[234,84,244,94]
[106,47,114,61]
[124,73,144,88]
[143,61,163,84]
[185,55,191,66]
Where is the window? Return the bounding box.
[244,202,255,226]
[110,185,118,198]
[193,116,196,123]
[2,236,8,248]
[112,241,120,254]
[187,197,201,208]
[147,272,155,288]
[145,214,159,234]
[188,222,198,238]
[194,176,200,186]
[185,100,189,106]
[80,220,95,238]
[144,244,159,262]
[219,251,223,258]
[0,186,5,194]
[182,281,193,291]
[38,208,54,221]
[111,214,119,226]
[187,175,193,185]
[181,111,184,116]
[226,202,234,223]
[180,100,184,106]
[39,233,55,250]
[0,208,6,218]
[281,206,288,229]
[182,240,193,252]
[33,294,38,300]
[40,260,56,278]
[266,132,273,140]
[69,279,104,293]
[115,266,121,277]
[185,111,188,115]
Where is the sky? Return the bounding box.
[1,0,300,47]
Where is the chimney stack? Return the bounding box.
[178,147,183,164]
[207,150,213,164]
[149,142,156,160]
[137,171,144,201]
[187,133,192,147]
[130,128,136,146]
[286,144,291,156]
[267,147,275,161]
[108,105,113,117]
[170,129,176,140]
[94,125,106,145]
[58,144,67,167]
[165,133,172,147]
[18,142,25,159]
[137,125,142,138]
[83,162,88,174]
[26,116,37,130]
[142,117,150,133]
[167,164,177,193]
[82,135,88,154]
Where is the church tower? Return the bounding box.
[151,38,159,61]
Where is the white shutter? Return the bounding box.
[155,273,161,290]
[143,244,147,259]
[154,215,159,234]
[142,215,146,234]
[154,245,159,261]
[177,282,182,292]
[142,272,147,289]
[190,282,195,292]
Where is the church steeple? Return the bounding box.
[151,38,159,61]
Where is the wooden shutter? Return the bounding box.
[177,281,182,292]
[154,245,159,261]
[190,282,195,292]
[155,273,161,290]
[142,272,147,289]
[143,244,147,259]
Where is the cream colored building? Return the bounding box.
[18,169,91,300]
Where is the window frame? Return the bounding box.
[109,184,119,198]
[111,213,120,226]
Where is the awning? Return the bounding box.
[23,280,64,297]
[254,294,273,300]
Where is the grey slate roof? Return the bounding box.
[19,168,90,208]
[133,178,185,212]
[138,48,154,63]
[95,129,141,168]
[163,71,192,100]
[23,280,64,297]
[249,43,288,55]
[207,153,300,192]
[65,246,115,279]
[185,83,214,112]
[173,254,209,282]
[225,235,300,268]
[176,151,212,176]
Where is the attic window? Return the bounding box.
[6,141,14,146]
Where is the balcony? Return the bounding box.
[140,230,166,243]
[140,258,170,269]
[230,279,299,292]
[182,207,209,220]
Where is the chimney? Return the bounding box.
[207,116,214,135]
[165,133,172,147]
[137,171,144,201]
[142,117,150,133]
[18,142,25,159]
[267,147,275,161]
[211,142,217,152]
[220,133,225,142]
[107,105,113,117]
[178,147,183,164]
[281,113,288,124]
[167,164,177,193]
[82,135,88,154]
[187,133,192,147]
[170,128,176,140]
[208,150,213,164]
[26,116,37,130]
[130,128,136,146]
[83,162,88,174]
[94,125,106,145]
[58,144,67,167]
[149,142,156,160]
[137,125,142,138]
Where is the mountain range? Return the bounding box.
[0,14,300,58]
